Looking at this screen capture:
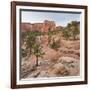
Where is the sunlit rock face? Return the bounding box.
[21,20,56,32]
[43,20,56,32]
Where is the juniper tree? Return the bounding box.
[25,31,45,66]
[32,43,45,66]
[50,38,60,51]
[26,32,36,56]
[62,21,80,40]
[71,21,80,40]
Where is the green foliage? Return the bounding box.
[21,32,28,42]
[62,28,71,40]
[26,32,36,54]
[32,43,45,57]
[32,43,45,66]
[22,31,45,66]
[21,48,27,57]
[50,39,60,51]
[70,21,80,40]
[62,21,80,40]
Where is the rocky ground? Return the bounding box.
[20,39,80,79]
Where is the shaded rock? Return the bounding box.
[27,70,40,78]
[58,57,80,76]
[48,63,69,77]
[20,55,37,78]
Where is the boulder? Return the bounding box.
[48,63,69,76]
[58,56,80,76]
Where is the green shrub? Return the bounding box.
[50,39,60,51]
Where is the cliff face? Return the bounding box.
[21,20,56,32]
[43,20,56,32]
[21,23,32,32]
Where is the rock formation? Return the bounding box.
[21,20,56,32]
[20,20,80,79]
[21,23,32,32]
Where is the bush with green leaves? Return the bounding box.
[32,43,45,66]
[62,21,80,40]
[70,21,80,40]
[22,31,45,66]
[62,28,71,40]
[26,32,36,55]
[50,39,60,51]
[21,48,27,57]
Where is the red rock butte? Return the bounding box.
[21,20,62,32]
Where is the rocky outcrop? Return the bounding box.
[42,46,61,62]
[21,23,32,32]
[20,21,80,79]
[21,20,56,32]
[58,57,80,76]
[48,63,69,76]
[31,23,44,32]
[43,20,56,32]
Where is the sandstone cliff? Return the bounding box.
[21,20,56,32]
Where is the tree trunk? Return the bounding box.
[30,48,32,54]
[26,48,31,60]
[36,56,38,66]
[74,36,76,40]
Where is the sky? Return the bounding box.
[21,10,81,27]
